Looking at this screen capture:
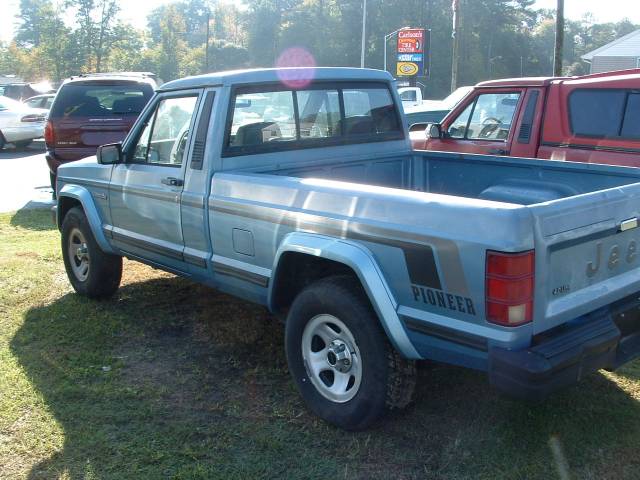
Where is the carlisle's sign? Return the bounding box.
[396,28,429,77]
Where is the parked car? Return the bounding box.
[45,72,156,189]
[54,67,640,430]
[0,95,47,150]
[403,86,473,128]
[23,93,56,111]
[2,82,55,102]
[412,69,640,167]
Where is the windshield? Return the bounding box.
[50,83,153,119]
[441,86,474,110]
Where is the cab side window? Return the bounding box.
[448,102,474,138]
[569,89,640,139]
[132,95,198,166]
[448,93,520,140]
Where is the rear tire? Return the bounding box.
[285,275,416,431]
[50,172,57,199]
[61,207,122,299]
[13,139,32,149]
[0,132,5,151]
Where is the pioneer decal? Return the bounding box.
[411,284,477,316]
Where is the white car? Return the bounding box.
[0,96,47,150]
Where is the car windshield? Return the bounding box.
[441,86,474,110]
[50,83,153,118]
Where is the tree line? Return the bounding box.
[1,0,637,98]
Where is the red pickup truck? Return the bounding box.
[412,69,640,167]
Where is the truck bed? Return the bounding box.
[211,151,640,352]
[269,150,640,206]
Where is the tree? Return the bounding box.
[14,0,51,47]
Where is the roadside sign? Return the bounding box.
[396,28,430,78]
[396,62,419,76]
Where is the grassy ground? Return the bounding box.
[1,209,639,480]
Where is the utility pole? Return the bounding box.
[450,0,460,92]
[553,0,564,76]
[360,0,367,68]
[205,9,211,73]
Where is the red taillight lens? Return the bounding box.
[486,250,534,327]
[44,120,54,145]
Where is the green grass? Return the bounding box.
[1,209,639,479]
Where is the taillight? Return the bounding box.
[485,250,534,327]
[21,114,45,123]
[44,120,54,145]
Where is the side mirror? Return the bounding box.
[97,143,122,165]
[427,123,444,139]
[409,123,428,134]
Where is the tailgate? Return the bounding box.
[531,182,640,334]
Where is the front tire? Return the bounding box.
[285,275,416,430]
[61,207,122,299]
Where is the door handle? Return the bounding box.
[488,148,508,155]
[161,177,183,187]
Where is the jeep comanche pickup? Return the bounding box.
[54,67,640,430]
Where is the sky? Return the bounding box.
[1,0,640,43]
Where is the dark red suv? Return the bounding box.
[45,73,156,188]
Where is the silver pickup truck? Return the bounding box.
[54,67,640,430]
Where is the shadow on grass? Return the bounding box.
[11,274,640,479]
[9,208,56,231]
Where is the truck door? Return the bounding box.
[428,89,524,156]
[108,90,201,270]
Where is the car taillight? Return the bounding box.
[21,114,45,123]
[485,250,534,327]
[44,120,54,145]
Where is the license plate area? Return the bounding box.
[611,293,640,337]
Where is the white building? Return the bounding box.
[581,29,640,74]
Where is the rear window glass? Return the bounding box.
[50,83,153,119]
[568,89,634,138]
[225,83,403,155]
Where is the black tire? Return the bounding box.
[0,132,5,151]
[285,275,416,431]
[61,207,122,299]
[50,172,57,199]
[13,139,32,149]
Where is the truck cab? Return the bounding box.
[398,86,424,108]
[414,69,640,167]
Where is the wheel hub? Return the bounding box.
[301,314,362,403]
[75,245,88,261]
[327,340,353,373]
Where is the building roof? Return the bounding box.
[582,29,640,61]
[159,67,394,91]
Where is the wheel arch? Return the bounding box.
[269,232,420,359]
[57,184,116,254]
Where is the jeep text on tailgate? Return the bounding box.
[53,68,640,430]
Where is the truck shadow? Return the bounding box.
[9,208,56,231]
[11,273,640,479]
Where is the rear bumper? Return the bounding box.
[489,296,640,401]
[2,123,45,142]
